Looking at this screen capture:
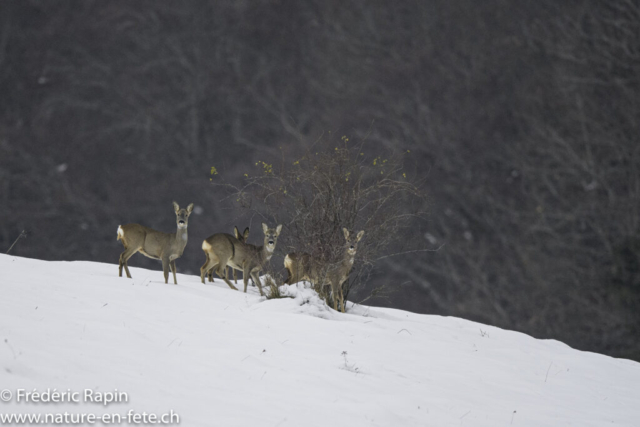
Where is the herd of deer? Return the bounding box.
[116,202,364,313]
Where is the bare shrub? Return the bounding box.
[216,135,428,307]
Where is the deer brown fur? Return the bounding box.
[206,226,250,284]
[117,202,194,284]
[284,228,364,312]
[201,223,282,296]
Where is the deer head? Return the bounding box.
[173,202,194,229]
[262,223,283,252]
[342,228,364,257]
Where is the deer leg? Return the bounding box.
[208,256,216,282]
[251,271,264,296]
[216,259,238,290]
[204,263,219,283]
[200,255,215,285]
[200,253,210,284]
[331,282,339,311]
[119,248,136,278]
[242,265,251,293]
[162,257,170,284]
[338,285,345,313]
[201,253,218,284]
[123,261,132,279]
[170,260,178,285]
[226,266,238,284]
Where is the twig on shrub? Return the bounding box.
[6,230,27,254]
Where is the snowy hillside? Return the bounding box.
[1,254,639,426]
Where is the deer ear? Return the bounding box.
[234,226,240,239]
[356,230,365,242]
[276,224,282,236]
[173,201,180,213]
[343,228,350,240]
[186,203,194,214]
[243,227,250,239]
[262,223,269,234]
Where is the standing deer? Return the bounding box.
[200,223,282,296]
[117,202,194,284]
[206,226,250,284]
[284,228,364,313]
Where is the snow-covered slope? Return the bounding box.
[1,254,639,426]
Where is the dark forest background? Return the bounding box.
[1,1,639,360]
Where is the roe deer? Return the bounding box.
[206,226,250,284]
[200,223,282,296]
[117,202,194,284]
[284,228,364,313]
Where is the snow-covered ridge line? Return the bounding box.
[1,254,639,426]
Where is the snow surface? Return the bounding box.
[1,253,639,426]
